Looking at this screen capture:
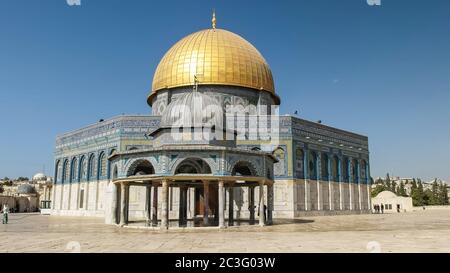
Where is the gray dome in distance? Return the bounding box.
[17,184,36,195]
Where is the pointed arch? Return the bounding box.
[174,158,212,174]
[70,157,78,183]
[87,154,96,181]
[231,161,257,176]
[98,151,107,179]
[127,159,155,176]
[62,159,69,184]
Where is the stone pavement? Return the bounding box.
[1,209,450,253]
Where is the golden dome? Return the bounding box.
[149,28,277,105]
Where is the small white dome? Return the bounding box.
[376,191,398,199]
[33,173,47,181]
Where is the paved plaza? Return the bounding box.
[1,209,450,253]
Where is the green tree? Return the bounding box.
[430,179,439,205]
[414,181,425,206]
[424,189,434,205]
[397,181,407,197]
[439,182,449,205]
[16,177,29,181]
[371,184,386,197]
[443,184,449,205]
[384,173,392,193]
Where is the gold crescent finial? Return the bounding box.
[212,9,216,29]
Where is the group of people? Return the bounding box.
[2,204,9,224]
[373,204,384,214]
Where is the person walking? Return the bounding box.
[2,204,9,224]
[380,203,384,214]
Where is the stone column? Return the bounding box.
[152,183,158,226]
[366,162,371,212]
[248,185,255,223]
[304,149,309,211]
[51,185,56,209]
[145,184,152,226]
[179,186,188,227]
[348,158,353,211]
[228,185,234,226]
[203,181,210,226]
[218,181,225,228]
[259,181,266,226]
[67,182,72,211]
[161,179,169,230]
[338,158,343,210]
[267,184,273,225]
[357,161,362,211]
[119,183,129,226]
[84,183,89,211]
[328,156,333,210]
[60,183,64,210]
[111,183,118,225]
[317,154,322,211]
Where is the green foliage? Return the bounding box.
[396,181,407,197]
[16,177,29,181]
[371,184,386,197]
[415,180,449,206]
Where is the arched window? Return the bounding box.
[352,159,359,182]
[54,160,61,184]
[331,155,339,181]
[295,148,305,179]
[79,156,86,181]
[70,157,78,183]
[107,149,116,179]
[361,160,367,183]
[231,161,256,176]
[321,153,329,180]
[175,158,212,174]
[273,147,286,177]
[308,151,317,180]
[62,159,69,184]
[127,159,155,176]
[342,157,349,182]
[87,154,96,181]
[98,152,107,178]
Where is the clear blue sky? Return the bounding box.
[1,0,449,181]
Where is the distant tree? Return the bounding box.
[443,184,449,205]
[16,177,29,181]
[438,182,449,205]
[384,173,392,193]
[423,189,434,206]
[391,181,397,193]
[397,181,407,197]
[414,181,426,206]
[430,179,439,205]
[2,177,10,181]
[371,184,386,197]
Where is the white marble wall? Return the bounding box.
[52,179,371,221]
